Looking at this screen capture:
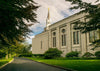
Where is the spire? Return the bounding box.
[47,8,50,19]
[46,8,51,30]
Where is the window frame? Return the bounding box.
[72,30,80,46]
[41,41,42,49]
[52,32,56,47]
[61,29,66,46]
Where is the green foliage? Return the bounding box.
[33,54,44,58]
[44,48,62,59]
[12,43,33,57]
[0,51,6,58]
[0,0,39,45]
[0,58,13,67]
[0,42,32,58]
[95,51,100,58]
[14,43,32,55]
[18,53,33,57]
[66,51,79,58]
[82,52,94,58]
[0,0,39,58]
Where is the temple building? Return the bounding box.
[32,9,100,56]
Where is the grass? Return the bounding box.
[26,57,100,71]
[0,58,13,68]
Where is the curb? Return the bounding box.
[24,58,76,71]
[0,58,14,69]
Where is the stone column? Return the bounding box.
[67,23,72,53]
[56,27,60,49]
[49,30,52,48]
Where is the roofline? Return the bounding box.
[34,31,48,37]
[49,11,83,27]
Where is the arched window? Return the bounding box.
[53,32,56,36]
[53,32,56,47]
[62,29,65,33]
[61,29,66,46]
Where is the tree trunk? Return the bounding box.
[9,54,11,58]
[6,54,8,59]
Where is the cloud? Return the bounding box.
[31,0,80,35]
[25,35,35,44]
[26,0,100,43]
[34,0,77,23]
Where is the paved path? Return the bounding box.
[0,58,67,71]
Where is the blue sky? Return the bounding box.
[26,0,100,44]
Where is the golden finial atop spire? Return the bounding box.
[48,8,49,10]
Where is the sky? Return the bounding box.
[26,0,100,44]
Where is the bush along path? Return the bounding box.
[0,57,68,71]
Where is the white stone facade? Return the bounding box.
[32,12,100,57]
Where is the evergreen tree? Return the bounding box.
[0,0,38,45]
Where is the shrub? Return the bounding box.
[33,54,44,57]
[82,52,94,58]
[66,51,79,58]
[18,53,33,57]
[44,48,62,59]
[95,51,100,58]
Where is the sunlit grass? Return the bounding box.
[27,57,100,71]
[0,58,13,67]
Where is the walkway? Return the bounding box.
[0,57,67,71]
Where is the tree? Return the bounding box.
[0,40,32,58]
[65,0,100,48]
[14,43,32,55]
[0,0,39,45]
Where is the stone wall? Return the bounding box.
[32,31,49,54]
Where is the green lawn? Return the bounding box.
[0,58,13,68]
[27,57,100,71]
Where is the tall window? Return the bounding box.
[73,31,79,44]
[89,30,99,43]
[41,41,42,49]
[53,32,56,47]
[53,37,56,47]
[61,29,66,46]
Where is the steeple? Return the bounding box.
[46,8,51,30]
[47,8,50,20]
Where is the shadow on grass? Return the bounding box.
[0,61,8,67]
